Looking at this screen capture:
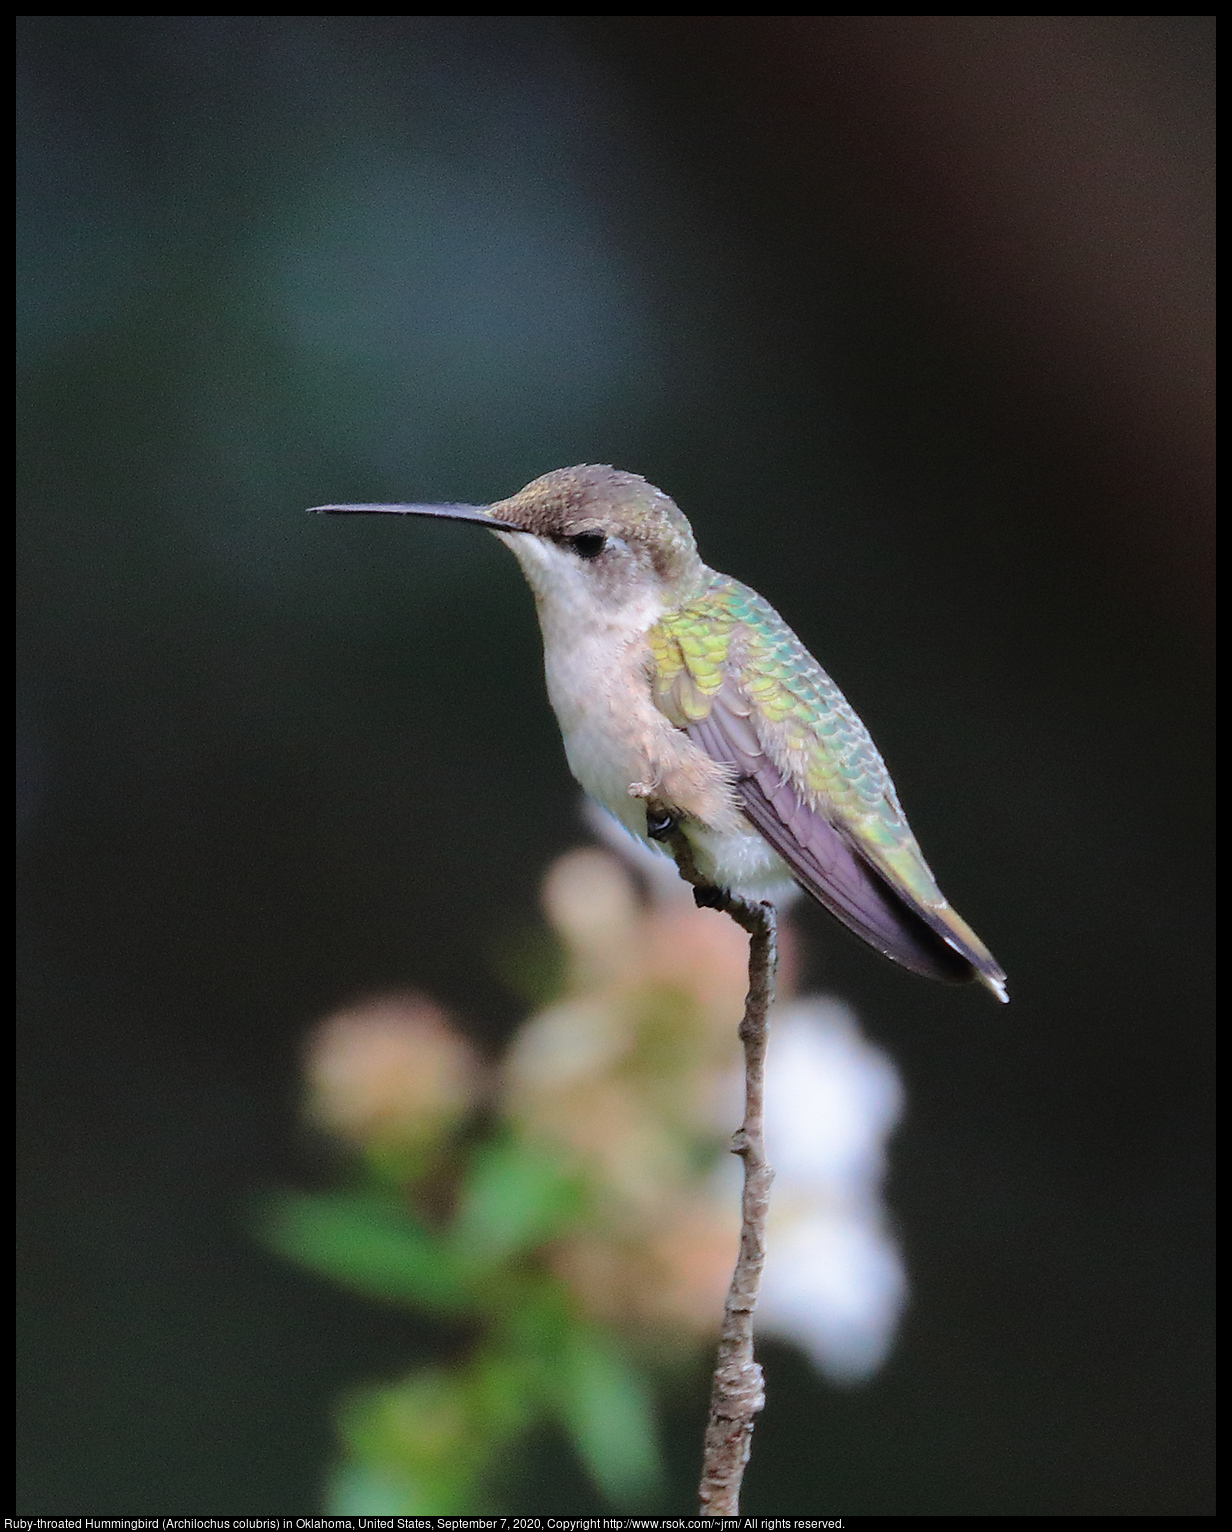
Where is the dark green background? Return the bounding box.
[18,17,1213,1515]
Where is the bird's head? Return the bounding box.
[312,465,706,622]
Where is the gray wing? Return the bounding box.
[687,694,976,983]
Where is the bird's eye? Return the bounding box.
[568,531,607,560]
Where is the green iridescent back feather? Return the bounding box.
[647,569,953,915]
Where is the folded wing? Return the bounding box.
[688,689,994,983]
[648,583,1007,998]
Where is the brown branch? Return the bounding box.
[655,818,779,1515]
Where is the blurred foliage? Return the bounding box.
[258,837,909,1511]
[261,1159,660,1511]
[257,846,759,1511]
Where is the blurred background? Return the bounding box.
[17,15,1212,1516]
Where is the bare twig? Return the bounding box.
[696,892,776,1514]
[655,817,779,1515]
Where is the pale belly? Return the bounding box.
[687,819,799,904]
[546,643,797,905]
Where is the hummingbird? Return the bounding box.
[313,465,1007,1001]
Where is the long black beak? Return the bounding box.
[308,502,525,533]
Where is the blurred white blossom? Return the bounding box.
[304,835,908,1383]
[754,1000,908,1383]
[504,832,908,1380]
[289,831,913,1515]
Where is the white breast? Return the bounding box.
[502,530,797,902]
[541,599,669,840]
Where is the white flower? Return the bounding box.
[752,998,908,1383]
[764,999,903,1195]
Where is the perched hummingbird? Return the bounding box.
[313,466,1007,1000]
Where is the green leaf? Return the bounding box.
[334,1362,522,1514]
[256,1191,478,1315]
[556,1328,664,1506]
[451,1135,583,1267]
[327,1463,440,1515]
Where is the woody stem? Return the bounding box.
[658,816,778,1516]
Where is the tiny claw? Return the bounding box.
[645,807,677,841]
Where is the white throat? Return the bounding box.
[499,532,667,834]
